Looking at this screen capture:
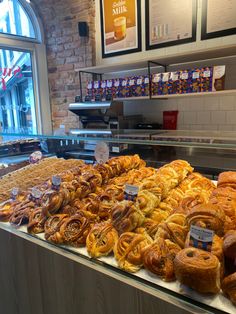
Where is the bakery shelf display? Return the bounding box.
[0,154,235,313]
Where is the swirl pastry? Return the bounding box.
[27,208,47,234]
[142,238,181,281]
[42,189,70,217]
[174,192,209,215]
[136,190,160,216]
[98,193,115,219]
[44,214,69,243]
[86,222,118,258]
[111,200,145,235]
[155,214,188,248]
[114,232,152,272]
[186,203,225,236]
[149,208,169,224]
[141,218,160,239]
[82,193,100,214]
[218,171,236,190]
[0,199,14,222]
[174,248,221,294]
[223,230,236,259]
[105,185,124,201]
[9,200,35,226]
[94,164,113,183]
[222,272,236,305]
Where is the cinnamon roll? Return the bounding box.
[174,248,221,294]
[27,208,47,234]
[86,222,118,258]
[44,214,69,243]
[111,200,145,235]
[114,232,152,272]
[9,200,35,226]
[222,272,236,305]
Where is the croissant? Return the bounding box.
[44,214,69,243]
[111,200,145,235]
[114,231,152,272]
[136,190,160,216]
[86,222,118,258]
[27,208,47,234]
[142,238,181,281]
[186,203,225,236]
[222,272,236,305]
[174,248,221,294]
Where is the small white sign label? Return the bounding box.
[29,151,42,164]
[203,70,211,78]
[124,184,139,201]
[190,225,214,252]
[192,72,200,79]
[107,80,113,87]
[52,176,61,189]
[180,72,189,80]
[95,142,109,164]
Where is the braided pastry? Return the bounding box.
[86,222,118,258]
[27,208,47,234]
[174,248,221,294]
[114,231,152,272]
[142,238,181,281]
[222,272,236,305]
[186,203,225,236]
[9,200,35,226]
[44,214,69,243]
[111,200,145,235]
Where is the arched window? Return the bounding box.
[0,0,51,135]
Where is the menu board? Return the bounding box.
[146,0,197,50]
[202,0,236,40]
[100,0,141,58]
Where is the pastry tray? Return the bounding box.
[1,222,234,314]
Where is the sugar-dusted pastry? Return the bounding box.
[114,231,152,272]
[86,221,118,258]
[44,214,69,243]
[155,214,188,248]
[186,203,225,236]
[27,208,47,234]
[174,248,221,294]
[60,214,92,247]
[217,171,236,190]
[142,238,181,281]
[136,190,160,216]
[222,272,236,305]
[223,230,236,259]
[111,200,145,235]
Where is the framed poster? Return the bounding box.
[201,0,236,40]
[100,0,141,58]
[146,0,197,50]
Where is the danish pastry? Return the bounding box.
[222,272,236,305]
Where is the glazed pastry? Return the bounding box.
[42,189,70,217]
[60,214,92,247]
[27,208,47,234]
[9,200,35,226]
[141,218,161,239]
[155,214,188,248]
[186,203,225,236]
[174,192,209,215]
[0,199,14,222]
[94,163,113,183]
[82,193,100,214]
[59,204,78,216]
[223,230,236,259]
[111,200,145,235]
[86,222,118,258]
[44,214,69,243]
[136,190,160,216]
[174,248,221,294]
[149,208,169,225]
[105,185,124,201]
[222,272,236,305]
[114,231,152,272]
[218,171,236,190]
[98,193,115,219]
[142,238,181,281]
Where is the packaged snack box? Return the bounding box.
[179,70,191,94]
[200,66,213,92]
[106,79,114,100]
[161,72,171,95]
[152,73,162,96]
[93,80,102,101]
[191,68,201,93]
[143,75,150,97]
[85,81,94,101]
[169,71,179,94]
[118,78,129,98]
[212,65,225,91]
[100,80,107,101]
[128,76,136,97]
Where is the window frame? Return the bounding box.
[0,0,52,135]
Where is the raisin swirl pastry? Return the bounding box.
[44,214,69,243]
[27,208,47,234]
[60,214,92,247]
[222,272,236,305]
[142,238,181,281]
[186,203,225,237]
[111,200,145,235]
[174,248,221,294]
[86,221,118,258]
[114,231,152,272]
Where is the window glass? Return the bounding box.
[0,48,37,134]
[0,0,36,38]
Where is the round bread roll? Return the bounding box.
[223,230,236,259]
[174,248,221,294]
[218,171,236,190]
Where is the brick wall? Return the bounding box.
[32,0,95,132]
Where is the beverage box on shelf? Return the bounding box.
[118,78,129,98]
[152,73,162,96]
[86,81,94,101]
[143,75,150,97]
[169,71,179,94]
[179,69,191,94]
[106,79,114,100]
[133,75,143,97]
[161,72,171,95]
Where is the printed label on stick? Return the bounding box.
[52,176,61,190]
[95,142,109,164]
[189,225,214,252]
[124,184,139,201]
[29,151,42,164]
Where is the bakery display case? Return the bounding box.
[0,131,236,314]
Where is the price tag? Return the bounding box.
[144,77,149,84]
[52,176,61,190]
[94,81,99,88]
[153,75,161,83]
[171,72,179,81]
[129,79,135,86]
[107,80,113,87]
[122,80,127,86]
[162,73,169,82]
[29,151,42,164]
[189,225,214,252]
[124,184,139,201]
[137,78,142,85]
[87,82,93,89]
[29,187,43,203]
[11,187,19,200]
[180,72,189,80]
[192,72,200,79]
[114,80,120,87]
[203,70,211,78]
[95,142,109,164]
